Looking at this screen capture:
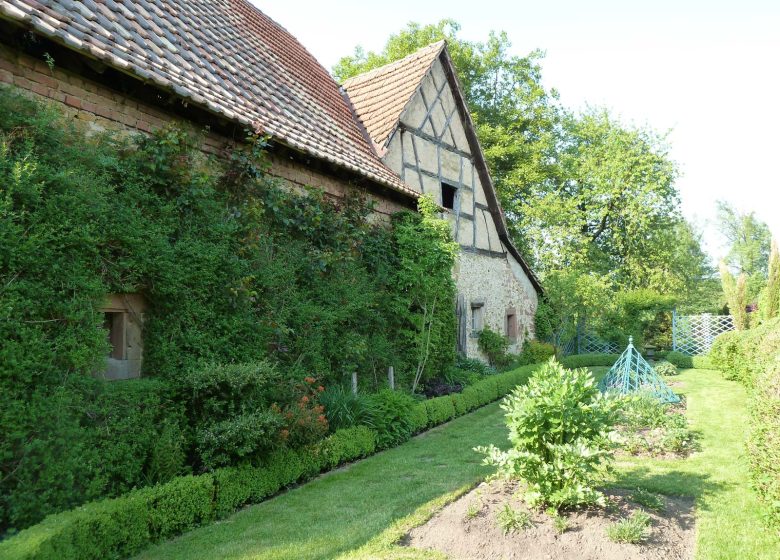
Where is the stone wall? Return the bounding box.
[454,249,539,360]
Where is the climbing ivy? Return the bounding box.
[0,86,457,532]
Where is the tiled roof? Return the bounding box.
[342,41,445,154]
[0,0,417,198]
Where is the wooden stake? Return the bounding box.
[388,366,395,390]
[351,371,358,395]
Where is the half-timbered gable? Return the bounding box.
[344,43,542,358]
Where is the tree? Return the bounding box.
[717,201,771,307]
[717,201,771,277]
[335,21,713,327]
[720,261,748,330]
[761,239,780,320]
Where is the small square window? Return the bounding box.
[441,182,457,211]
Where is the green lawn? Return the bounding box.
[136,368,779,560]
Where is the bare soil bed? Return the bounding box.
[406,480,695,560]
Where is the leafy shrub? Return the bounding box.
[663,351,693,369]
[180,361,285,468]
[517,340,555,365]
[0,378,187,534]
[0,363,544,559]
[606,510,651,543]
[422,378,463,397]
[409,403,430,433]
[662,351,714,370]
[195,411,284,469]
[365,390,418,448]
[478,360,618,509]
[478,327,511,367]
[559,353,620,368]
[180,361,281,424]
[455,355,496,376]
[317,426,376,470]
[709,331,742,376]
[442,367,479,388]
[319,385,375,431]
[653,361,678,376]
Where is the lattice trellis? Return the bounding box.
[578,333,619,355]
[672,312,734,356]
[599,337,679,403]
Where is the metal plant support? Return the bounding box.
[599,337,679,403]
[672,312,734,356]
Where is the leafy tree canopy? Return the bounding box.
[334,20,718,328]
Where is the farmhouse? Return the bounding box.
[0,0,540,372]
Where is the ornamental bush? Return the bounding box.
[517,340,555,365]
[559,353,620,368]
[653,360,678,376]
[478,360,618,509]
[708,318,780,530]
[424,395,457,426]
[748,361,780,530]
[364,389,419,448]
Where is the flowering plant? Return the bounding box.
[274,376,328,448]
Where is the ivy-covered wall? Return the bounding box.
[0,87,457,534]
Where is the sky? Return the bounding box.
[254,0,780,262]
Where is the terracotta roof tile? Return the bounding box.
[342,41,444,153]
[0,0,416,198]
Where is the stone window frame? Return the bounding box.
[470,299,485,337]
[505,307,518,343]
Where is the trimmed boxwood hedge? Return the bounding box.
[0,365,539,560]
[657,350,714,370]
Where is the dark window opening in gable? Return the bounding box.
[441,182,457,210]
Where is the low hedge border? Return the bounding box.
[1,364,539,560]
[559,352,714,370]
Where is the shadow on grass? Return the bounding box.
[610,466,730,509]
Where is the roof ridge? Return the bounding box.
[342,40,445,87]
[342,40,446,152]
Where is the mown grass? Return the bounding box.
[607,366,780,560]
[137,367,779,560]
[135,401,510,560]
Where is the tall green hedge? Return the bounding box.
[0,86,457,533]
[710,318,780,531]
